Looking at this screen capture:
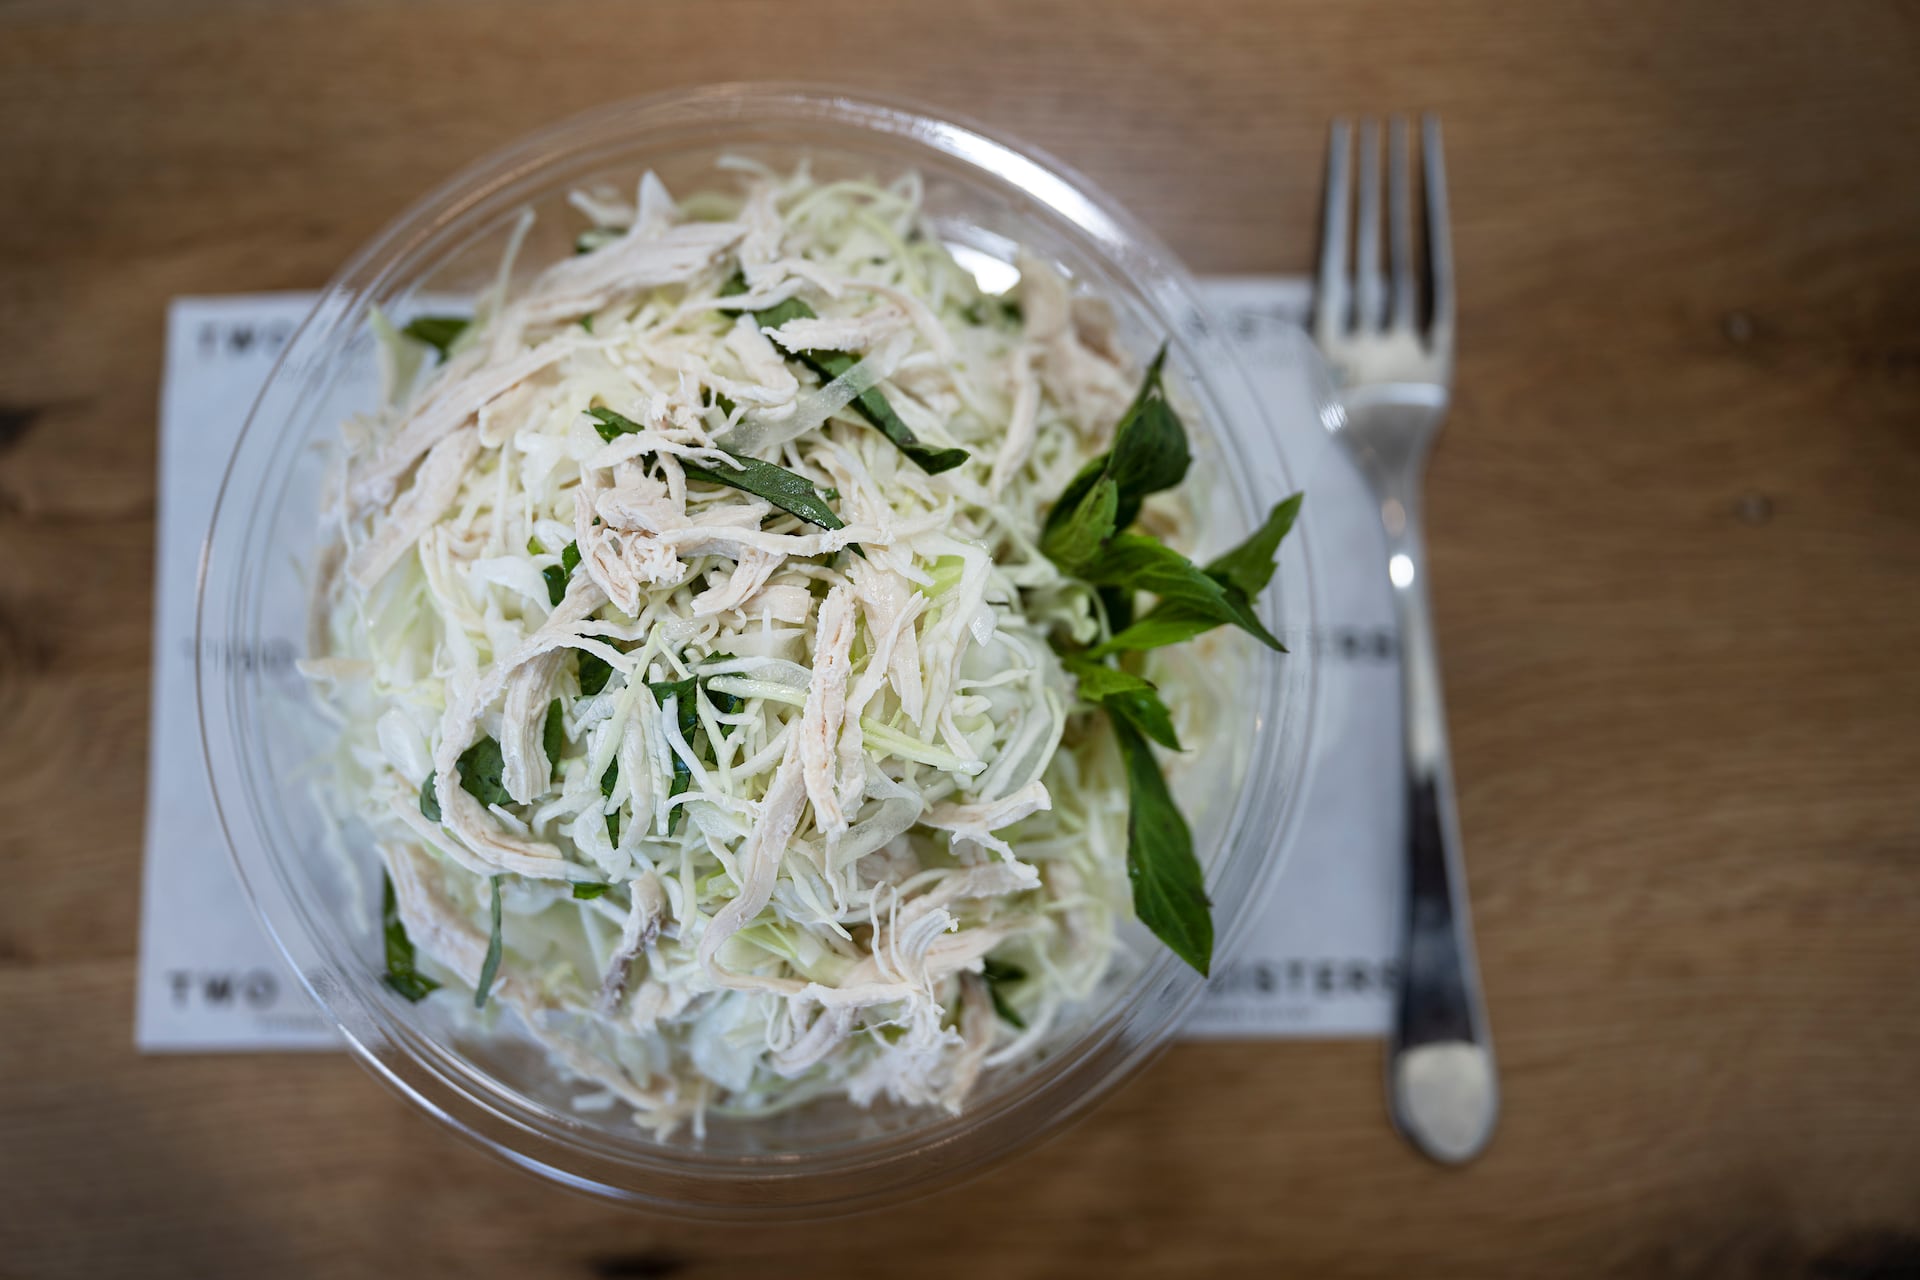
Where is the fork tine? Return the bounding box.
[1313,119,1352,344]
[1354,120,1384,331]
[1421,114,1455,346]
[1387,117,1416,332]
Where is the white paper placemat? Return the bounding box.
[135,280,1402,1051]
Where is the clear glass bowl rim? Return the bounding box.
[195,82,1323,1215]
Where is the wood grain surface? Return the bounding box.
[3,2,1919,1276]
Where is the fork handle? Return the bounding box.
[1375,470,1499,1165]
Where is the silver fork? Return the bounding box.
[1312,116,1497,1164]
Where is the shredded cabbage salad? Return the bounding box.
[308,161,1297,1136]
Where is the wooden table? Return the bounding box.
[4,2,1918,1275]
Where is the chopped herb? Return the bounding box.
[400,315,469,362]
[1112,717,1212,976]
[541,564,568,607]
[981,956,1027,1028]
[586,406,645,442]
[699,655,745,715]
[418,774,441,823]
[750,295,969,475]
[682,452,846,531]
[578,649,614,696]
[561,541,580,574]
[526,536,543,556]
[456,736,512,807]
[575,226,621,255]
[381,872,441,1002]
[598,757,624,842]
[542,699,564,766]
[963,296,1024,329]
[474,875,505,1009]
[981,956,1025,984]
[649,678,702,835]
[571,882,611,900]
[579,314,594,334]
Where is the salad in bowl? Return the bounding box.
[201,86,1316,1210]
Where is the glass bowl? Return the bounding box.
[196,84,1320,1215]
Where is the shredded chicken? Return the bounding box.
[798,584,857,838]
[518,219,747,326]
[346,426,482,588]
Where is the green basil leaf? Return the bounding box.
[418,774,441,823]
[1081,535,1282,655]
[1104,689,1183,752]
[980,956,1027,1029]
[752,295,812,328]
[1203,493,1303,599]
[400,315,468,362]
[586,406,644,442]
[381,872,440,1002]
[456,737,512,807]
[1098,585,1135,635]
[572,882,610,900]
[649,678,701,836]
[542,699,564,767]
[1040,346,1189,547]
[1037,475,1118,570]
[1040,457,1107,546]
[981,956,1026,985]
[753,297,969,475]
[541,564,567,607]
[1103,347,1190,526]
[561,541,581,574]
[682,452,845,531]
[1061,653,1154,702]
[648,677,701,735]
[1112,717,1212,977]
[1062,654,1181,751]
[1106,583,1288,660]
[598,756,630,841]
[963,296,1024,329]
[1087,610,1222,657]
[578,649,614,696]
[665,768,689,835]
[575,227,621,256]
[474,875,504,1009]
[989,986,1025,1028]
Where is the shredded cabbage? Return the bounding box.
[312,161,1221,1136]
